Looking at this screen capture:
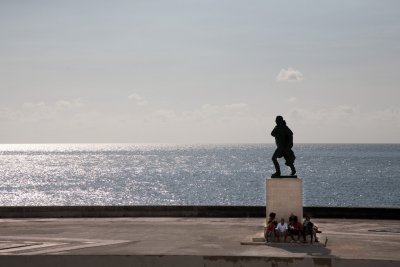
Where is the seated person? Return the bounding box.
[302,215,320,243]
[264,212,277,243]
[302,215,314,243]
[288,215,302,242]
[289,213,296,224]
[313,224,320,242]
[275,218,288,242]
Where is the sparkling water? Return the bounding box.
[0,143,398,207]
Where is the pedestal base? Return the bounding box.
[266,177,303,223]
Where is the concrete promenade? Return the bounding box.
[0,217,399,266]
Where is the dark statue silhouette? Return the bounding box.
[271,116,296,178]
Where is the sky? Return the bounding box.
[1,0,399,143]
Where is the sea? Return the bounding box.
[0,143,398,208]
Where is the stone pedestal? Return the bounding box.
[266,177,303,224]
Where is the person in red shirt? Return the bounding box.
[288,215,302,242]
[264,212,277,243]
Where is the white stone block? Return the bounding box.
[266,177,303,224]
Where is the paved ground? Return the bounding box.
[0,217,398,261]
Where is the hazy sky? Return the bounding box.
[1,0,399,143]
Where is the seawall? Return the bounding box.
[0,206,398,219]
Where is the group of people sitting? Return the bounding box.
[264,212,319,243]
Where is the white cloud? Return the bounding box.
[375,106,400,122]
[1,99,85,123]
[287,97,297,103]
[128,93,148,106]
[224,103,247,109]
[2,99,399,143]
[0,108,21,122]
[153,109,177,121]
[276,68,304,82]
[20,101,56,122]
[198,103,247,117]
[284,105,400,143]
[288,105,360,124]
[145,103,249,124]
[55,98,84,109]
[22,102,46,109]
[22,99,84,112]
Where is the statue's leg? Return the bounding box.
[272,158,280,174]
[289,164,296,175]
[272,150,281,176]
[284,149,296,176]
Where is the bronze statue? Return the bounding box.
[271,116,296,178]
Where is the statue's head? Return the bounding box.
[275,115,284,125]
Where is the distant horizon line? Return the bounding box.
[0,142,399,145]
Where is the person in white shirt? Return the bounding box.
[275,218,288,242]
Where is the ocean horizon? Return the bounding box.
[0,143,399,208]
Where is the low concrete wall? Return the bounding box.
[303,206,400,220]
[0,255,398,267]
[0,206,398,219]
[0,206,263,218]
